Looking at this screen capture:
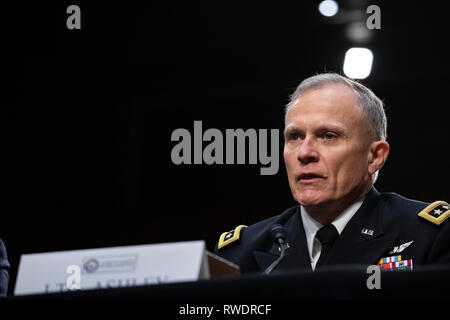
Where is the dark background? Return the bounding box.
[3,0,449,294]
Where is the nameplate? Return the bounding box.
[14,240,209,295]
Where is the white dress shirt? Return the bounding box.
[300,198,365,270]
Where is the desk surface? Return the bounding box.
[8,264,450,300]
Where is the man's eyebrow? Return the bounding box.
[284,125,302,135]
[284,123,348,136]
[315,124,347,133]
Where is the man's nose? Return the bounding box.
[296,138,319,164]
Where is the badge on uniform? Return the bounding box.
[377,255,413,271]
[418,201,450,225]
[218,225,247,250]
[388,240,413,254]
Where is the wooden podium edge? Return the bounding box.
[205,250,240,278]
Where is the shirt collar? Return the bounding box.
[332,199,365,234]
[300,197,365,257]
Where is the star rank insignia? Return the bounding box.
[418,201,450,225]
[218,225,247,249]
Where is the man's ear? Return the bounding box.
[368,140,390,175]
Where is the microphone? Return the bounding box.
[264,224,287,275]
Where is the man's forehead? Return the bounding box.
[286,86,362,122]
[284,121,347,133]
[290,84,358,109]
[285,104,361,126]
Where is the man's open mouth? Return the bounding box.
[298,173,323,181]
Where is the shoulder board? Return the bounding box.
[218,225,247,250]
[418,201,450,225]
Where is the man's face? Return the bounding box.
[284,84,373,211]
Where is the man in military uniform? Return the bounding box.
[214,73,450,273]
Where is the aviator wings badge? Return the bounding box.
[389,240,413,254]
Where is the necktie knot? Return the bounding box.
[315,224,339,249]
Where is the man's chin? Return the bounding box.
[295,193,324,208]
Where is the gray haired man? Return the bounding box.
[215,73,450,273]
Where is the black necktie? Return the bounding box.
[315,224,339,267]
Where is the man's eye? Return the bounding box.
[288,133,299,141]
[324,132,337,140]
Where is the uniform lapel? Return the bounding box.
[252,188,396,272]
[324,188,396,266]
[252,206,312,272]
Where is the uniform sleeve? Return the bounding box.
[0,239,10,297]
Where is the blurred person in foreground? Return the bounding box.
[0,239,9,296]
